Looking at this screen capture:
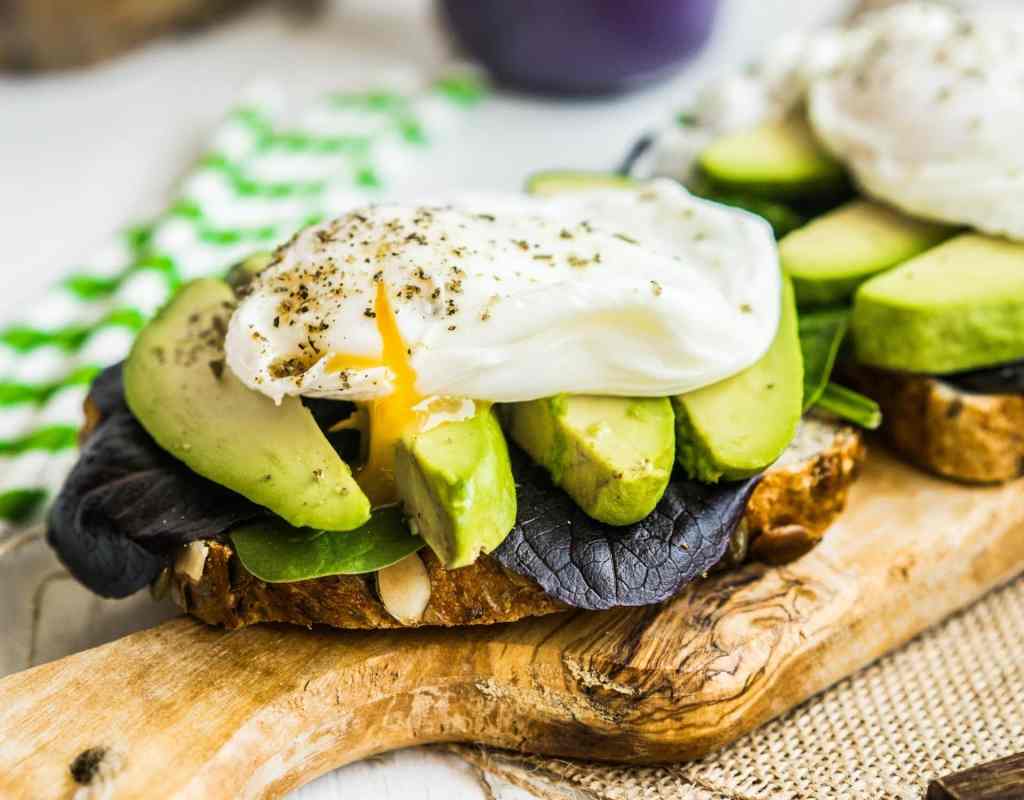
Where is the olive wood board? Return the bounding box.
[2,448,1024,799]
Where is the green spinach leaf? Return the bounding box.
[798,308,849,411]
[230,506,423,583]
[817,383,882,430]
[689,175,807,238]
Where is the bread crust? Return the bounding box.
[172,420,865,630]
[746,421,864,565]
[176,545,564,630]
[844,366,1024,484]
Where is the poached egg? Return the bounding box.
[226,180,780,504]
[808,2,1024,240]
[640,2,1024,241]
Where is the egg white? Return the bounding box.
[225,180,780,406]
[809,3,1024,239]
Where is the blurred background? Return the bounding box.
[1,0,856,319]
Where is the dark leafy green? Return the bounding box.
[817,383,881,430]
[47,364,266,598]
[688,176,807,238]
[493,448,759,610]
[798,308,849,411]
[944,359,1024,395]
[796,309,881,428]
[230,507,423,583]
[302,397,362,463]
[224,251,273,295]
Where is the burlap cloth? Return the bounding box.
[452,575,1024,799]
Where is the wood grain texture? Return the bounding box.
[1,449,1024,799]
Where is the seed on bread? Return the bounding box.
[376,553,432,625]
[174,541,209,583]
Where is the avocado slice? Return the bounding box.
[526,170,636,196]
[674,276,803,482]
[394,405,516,568]
[852,234,1024,374]
[124,279,371,531]
[224,251,273,294]
[504,395,675,526]
[781,200,955,307]
[698,115,848,201]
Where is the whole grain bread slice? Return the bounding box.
[844,365,1024,484]
[169,418,865,630]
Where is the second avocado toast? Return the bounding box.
[627,1,1024,486]
[685,115,1024,484]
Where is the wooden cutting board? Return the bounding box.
[2,448,1024,799]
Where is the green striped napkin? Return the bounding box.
[0,74,485,528]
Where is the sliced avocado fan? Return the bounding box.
[124,279,371,531]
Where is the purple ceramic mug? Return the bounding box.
[440,0,719,96]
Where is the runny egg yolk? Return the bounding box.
[326,281,422,507]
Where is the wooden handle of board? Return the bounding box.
[3,451,1024,799]
[0,612,594,798]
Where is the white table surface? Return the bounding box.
[0,1,850,797]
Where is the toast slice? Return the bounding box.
[844,365,1024,484]
[169,417,865,630]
